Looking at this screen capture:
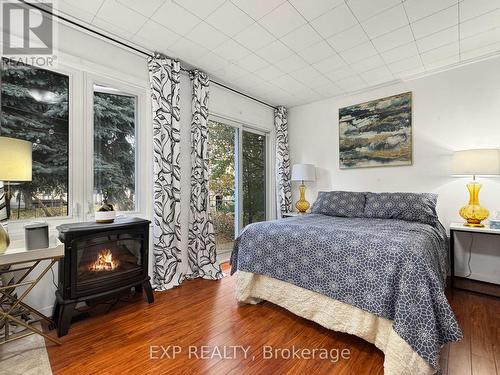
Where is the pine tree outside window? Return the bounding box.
[0,58,69,221]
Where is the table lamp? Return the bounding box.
[291,164,316,213]
[0,136,33,252]
[452,148,500,227]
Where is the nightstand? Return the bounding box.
[282,212,306,218]
[449,222,500,296]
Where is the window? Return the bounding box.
[208,118,268,258]
[0,58,69,221]
[93,84,137,212]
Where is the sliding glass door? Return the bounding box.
[207,118,268,257]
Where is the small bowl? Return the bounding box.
[95,210,116,224]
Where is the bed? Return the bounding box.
[231,192,463,375]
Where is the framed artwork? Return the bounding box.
[339,92,412,169]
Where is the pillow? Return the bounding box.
[364,192,438,224]
[311,191,366,218]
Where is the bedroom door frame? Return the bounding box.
[208,113,271,238]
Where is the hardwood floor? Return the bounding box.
[45,270,500,375]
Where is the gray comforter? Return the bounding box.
[231,214,462,370]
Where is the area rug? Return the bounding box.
[0,324,53,375]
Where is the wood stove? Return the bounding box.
[55,218,153,336]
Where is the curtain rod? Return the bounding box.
[20,1,277,110]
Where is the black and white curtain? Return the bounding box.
[187,70,223,280]
[148,54,184,291]
[274,106,292,217]
[0,182,7,221]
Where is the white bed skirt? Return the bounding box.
[235,271,435,375]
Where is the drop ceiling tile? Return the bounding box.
[312,54,345,73]
[393,65,425,78]
[289,0,343,21]
[347,0,401,21]
[351,54,386,72]
[460,9,500,39]
[340,41,378,63]
[314,83,344,98]
[58,0,104,23]
[335,75,366,92]
[277,54,309,73]
[236,53,269,72]
[133,20,181,50]
[372,25,414,52]
[93,17,139,39]
[460,0,500,22]
[362,4,408,39]
[186,22,228,50]
[388,55,423,73]
[306,73,332,88]
[231,0,285,20]
[255,65,285,80]
[411,5,458,39]
[200,52,230,73]
[327,25,369,52]
[152,0,202,35]
[291,65,323,84]
[424,54,459,70]
[416,25,458,53]
[403,0,457,23]
[205,2,254,36]
[257,40,294,63]
[280,24,322,53]
[460,40,500,60]
[324,65,356,80]
[381,42,420,63]
[360,65,394,85]
[223,63,250,80]
[270,76,307,93]
[95,0,147,35]
[173,0,225,19]
[234,23,276,51]
[169,37,210,61]
[213,39,251,62]
[297,40,336,63]
[310,3,358,38]
[116,0,164,17]
[421,42,459,65]
[460,27,500,53]
[259,2,306,37]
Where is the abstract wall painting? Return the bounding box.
[339,92,412,169]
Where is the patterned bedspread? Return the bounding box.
[231,214,462,369]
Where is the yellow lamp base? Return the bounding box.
[0,222,10,254]
[295,184,310,214]
[459,181,489,227]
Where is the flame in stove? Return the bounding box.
[89,249,119,271]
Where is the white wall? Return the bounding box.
[14,19,274,314]
[288,55,500,284]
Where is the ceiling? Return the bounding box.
[52,0,500,107]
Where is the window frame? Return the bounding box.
[208,113,271,237]
[84,73,147,220]
[3,62,150,239]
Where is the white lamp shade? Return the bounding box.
[0,137,33,181]
[291,164,316,182]
[452,149,500,176]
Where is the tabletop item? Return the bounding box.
[452,148,500,227]
[95,200,116,223]
[25,221,49,250]
[291,164,316,213]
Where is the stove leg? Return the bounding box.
[142,279,154,304]
[57,301,76,337]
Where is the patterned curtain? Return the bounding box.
[148,54,184,291]
[187,70,223,280]
[275,106,292,217]
[0,182,7,221]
